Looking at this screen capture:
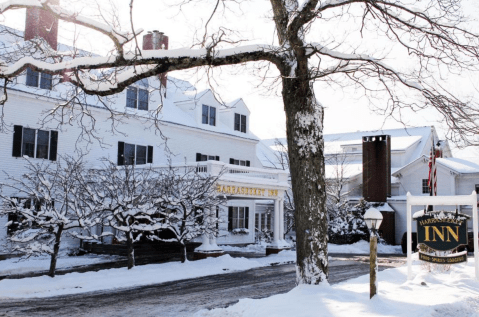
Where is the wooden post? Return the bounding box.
[370,235,378,299]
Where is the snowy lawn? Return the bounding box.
[195,254,479,317]
[0,253,124,276]
[0,250,296,299]
[221,240,402,255]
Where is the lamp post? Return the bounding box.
[364,207,383,299]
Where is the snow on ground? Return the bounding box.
[0,253,124,276]
[329,240,402,254]
[0,250,296,299]
[222,240,402,254]
[195,254,479,317]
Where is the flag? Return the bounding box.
[428,144,437,196]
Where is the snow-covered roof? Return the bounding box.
[325,163,362,179]
[436,157,479,174]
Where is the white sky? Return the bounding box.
[1,0,479,157]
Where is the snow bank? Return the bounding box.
[0,251,296,298]
[329,240,402,254]
[0,253,123,276]
[196,256,479,317]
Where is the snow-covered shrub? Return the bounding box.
[328,199,370,244]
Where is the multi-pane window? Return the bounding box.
[26,68,52,90]
[12,125,58,161]
[7,198,47,235]
[422,179,429,194]
[228,206,249,230]
[196,153,219,162]
[232,207,246,229]
[126,79,149,110]
[117,142,153,166]
[255,213,272,231]
[202,105,216,126]
[229,158,250,167]
[234,113,246,133]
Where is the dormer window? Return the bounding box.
[126,79,149,110]
[202,105,216,126]
[234,113,246,133]
[26,68,52,90]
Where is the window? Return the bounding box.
[126,79,149,110]
[117,142,153,166]
[26,68,52,90]
[234,113,246,133]
[422,179,430,194]
[255,213,272,231]
[202,105,216,126]
[228,206,249,230]
[229,158,250,167]
[475,184,479,194]
[196,153,219,162]
[12,125,58,161]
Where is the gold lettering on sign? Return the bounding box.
[216,184,278,197]
[424,226,460,242]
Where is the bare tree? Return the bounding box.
[0,156,101,277]
[148,166,226,263]
[0,0,479,283]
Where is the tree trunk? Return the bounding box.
[283,75,328,284]
[181,243,187,263]
[126,233,135,269]
[48,224,64,278]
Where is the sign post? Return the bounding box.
[407,191,478,280]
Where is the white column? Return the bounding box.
[279,198,284,241]
[273,199,280,246]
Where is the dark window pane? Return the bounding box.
[234,159,239,165]
[26,68,39,87]
[40,73,52,90]
[138,89,149,110]
[126,87,137,108]
[201,154,207,161]
[475,184,479,193]
[209,107,216,126]
[208,155,215,161]
[234,113,240,131]
[124,143,135,165]
[136,145,147,165]
[36,130,49,159]
[137,78,149,87]
[22,128,35,157]
[202,105,209,124]
[241,115,246,133]
[240,160,246,166]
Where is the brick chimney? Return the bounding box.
[143,30,169,89]
[24,0,59,49]
[362,135,391,202]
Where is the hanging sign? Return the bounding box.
[419,252,468,264]
[416,212,469,251]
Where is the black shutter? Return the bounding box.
[12,125,23,157]
[117,142,125,166]
[147,146,153,163]
[216,207,219,230]
[229,158,234,164]
[49,131,58,161]
[246,160,250,167]
[245,207,249,229]
[215,156,220,161]
[228,207,233,231]
[196,153,202,162]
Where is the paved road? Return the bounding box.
[0,256,405,317]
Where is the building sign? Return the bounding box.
[216,184,278,197]
[417,212,468,251]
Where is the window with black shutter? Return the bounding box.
[230,206,249,229]
[196,153,220,162]
[12,126,57,160]
[119,142,153,165]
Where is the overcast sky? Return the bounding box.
[1,0,478,156]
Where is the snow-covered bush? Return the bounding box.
[0,156,102,277]
[328,199,370,245]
